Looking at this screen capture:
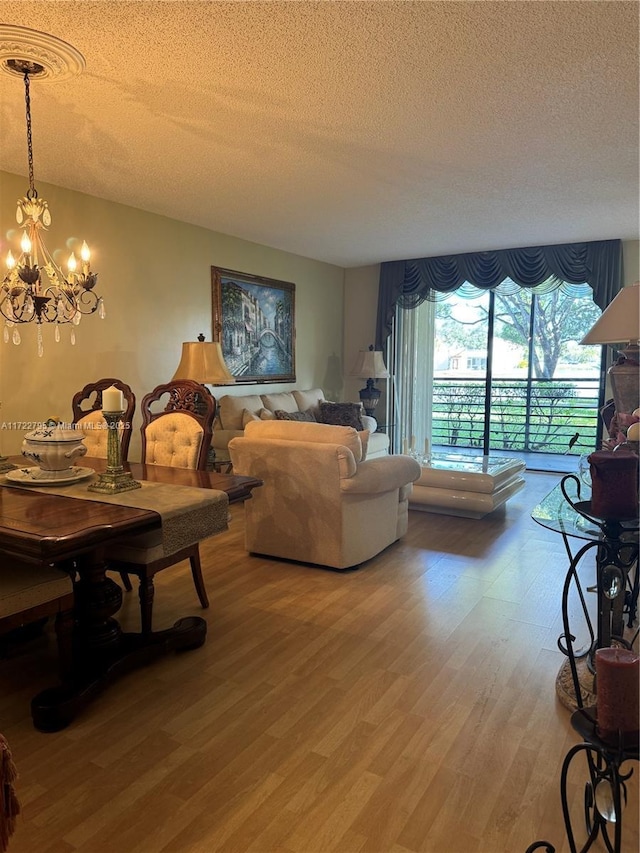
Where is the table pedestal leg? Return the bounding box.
[31,550,207,732]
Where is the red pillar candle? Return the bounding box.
[588,450,639,520]
[595,647,640,747]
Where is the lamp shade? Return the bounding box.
[580,282,640,345]
[350,348,390,379]
[580,282,640,415]
[172,340,235,385]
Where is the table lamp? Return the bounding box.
[350,345,390,417]
[580,282,640,415]
[172,334,235,469]
[172,333,236,387]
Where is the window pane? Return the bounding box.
[532,288,601,380]
[434,289,488,449]
[493,289,533,379]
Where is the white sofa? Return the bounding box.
[213,387,390,464]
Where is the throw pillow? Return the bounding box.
[274,409,317,422]
[241,408,260,428]
[318,401,364,431]
[258,408,276,420]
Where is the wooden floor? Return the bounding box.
[1,472,637,853]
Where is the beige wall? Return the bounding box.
[0,170,344,457]
[343,264,381,404]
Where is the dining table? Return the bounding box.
[0,456,262,731]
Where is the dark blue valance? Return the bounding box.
[375,239,623,347]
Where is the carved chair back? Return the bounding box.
[71,377,136,461]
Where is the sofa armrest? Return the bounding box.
[212,428,243,462]
[340,455,421,495]
[361,414,378,433]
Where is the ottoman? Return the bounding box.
[409,453,526,518]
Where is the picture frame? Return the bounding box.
[211,266,296,384]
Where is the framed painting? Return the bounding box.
[211,266,296,384]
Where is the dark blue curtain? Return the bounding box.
[375,239,623,347]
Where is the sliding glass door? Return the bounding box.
[392,280,605,468]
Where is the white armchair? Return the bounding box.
[228,420,421,570]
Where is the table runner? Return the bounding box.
[2,472,229,557]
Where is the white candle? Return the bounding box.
[102,385,124,412]
[402,438,408,455]
[424,438,430,456]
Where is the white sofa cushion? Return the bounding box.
[241,408,260,427]
[292,388,326,416]
[219,394,263,430]
[260,391,299,414]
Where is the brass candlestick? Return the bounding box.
[88,410,141,494]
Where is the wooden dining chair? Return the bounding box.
[0,560,75,683]
[71,377,136,461]
[105,380,217,633]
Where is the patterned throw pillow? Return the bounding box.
[274,409,317,422]
[318,402,364,431]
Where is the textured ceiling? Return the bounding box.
[0,1,638,268]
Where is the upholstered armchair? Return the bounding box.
[228,420,421,570]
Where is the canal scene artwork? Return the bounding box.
[212,266,296,383]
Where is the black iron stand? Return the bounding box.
[556,475,638,709]
[526,708,638,853]
[526,476,638,852]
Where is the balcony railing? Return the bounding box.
[432,377,601,456]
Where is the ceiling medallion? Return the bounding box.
[0,24,85,81]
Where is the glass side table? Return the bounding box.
[532,475,639,710]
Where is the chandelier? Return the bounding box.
[1,56,104,356]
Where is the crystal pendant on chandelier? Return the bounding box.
[1,56,105,354]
